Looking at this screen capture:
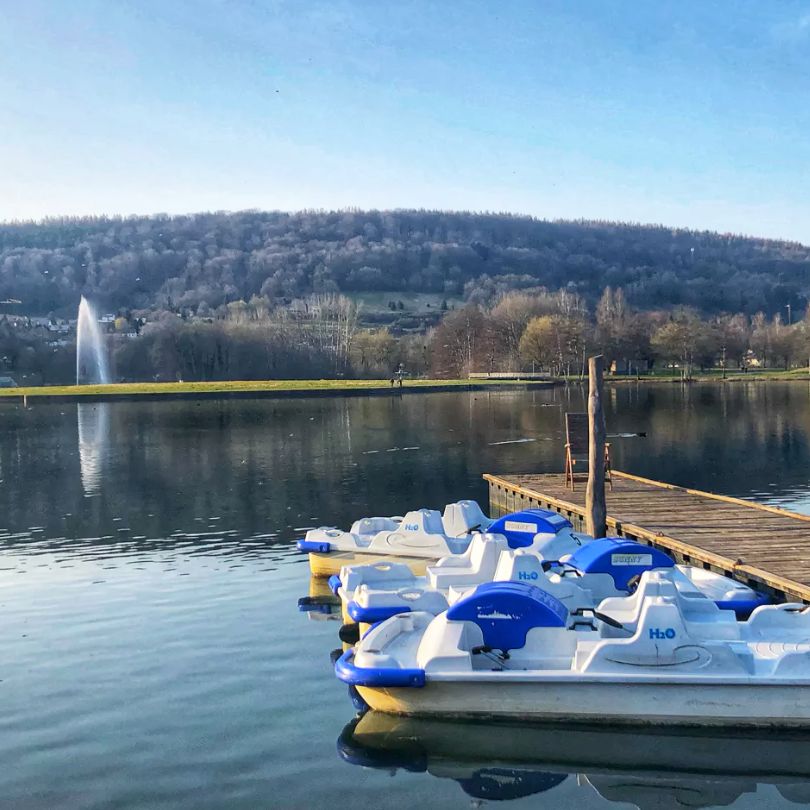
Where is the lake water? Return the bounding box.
[3,382,810,809]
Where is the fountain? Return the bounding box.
[76,296,110,385]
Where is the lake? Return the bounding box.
[3,382,810,809]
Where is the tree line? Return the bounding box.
[431,289,810,379]
[1,209,808,318]
[4,287,809,385]
[2,208,810,384]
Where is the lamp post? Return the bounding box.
[786,304,792,325]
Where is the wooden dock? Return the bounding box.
[485,470,810,604]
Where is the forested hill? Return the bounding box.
[1,210,808,317]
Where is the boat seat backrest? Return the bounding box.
[466,534,506,575]
[531,529,581,561]
[567,538,674,592]
[579,599,699,671]
[446,581,568,652]
[340,560,416,592]
[399,509,446,535]
[597,570,739,640]
[744,604,810,640]
[429,539,477,571]
[427,535,508,588]
[442,500,491,538]
[351,516,401,535]
[487,509,572,549]
[596,570,677,625]
[493,549,545,584]
[492,551,593,612]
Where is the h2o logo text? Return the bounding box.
[517,571,539,581]
[648,627,676,639]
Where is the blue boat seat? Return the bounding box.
[487,509,572,549]
[567,537,674,592]
[446,581,568,652]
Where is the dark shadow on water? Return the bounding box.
[338,711,810,808]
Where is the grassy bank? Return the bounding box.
[2,370,808,402]
[565,368,810,383]
[0,378,553,401]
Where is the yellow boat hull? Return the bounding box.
[308,551,432,578]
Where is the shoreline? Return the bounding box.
[0,373,807,404]
[0,378,556,404]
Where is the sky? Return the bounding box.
[2,0,810,242]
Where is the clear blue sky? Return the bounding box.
[2,1,810,241]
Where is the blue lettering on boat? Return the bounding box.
[649,627,676,639]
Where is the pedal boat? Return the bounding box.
[329,507,587,601]
[298,501,491,577]
[336,570,809,727]
[338,536,768,630]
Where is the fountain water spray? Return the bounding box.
[76,296,110,385]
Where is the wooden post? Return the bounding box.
[586,355,607,539]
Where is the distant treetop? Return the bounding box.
[0,209,806,317]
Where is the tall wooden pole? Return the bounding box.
[586,354,607,539]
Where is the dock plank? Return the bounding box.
[485,470,810,603]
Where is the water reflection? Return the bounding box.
[4,387,810,807]
[77,402,109,495]
[4,384,810,546]
[338,712,810,808]
[298,575,342,621]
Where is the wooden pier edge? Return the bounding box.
[484,471,810,604]
[611,470,810,524]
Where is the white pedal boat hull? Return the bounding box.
[356,679,810,727]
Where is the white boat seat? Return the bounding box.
[578,597,730,671]
[492,550,595,614]
[597,570,740,640]
[743,604,810,640]
[442,500,491,538]
[350,516,402,535]
[340,560,416,593]
[427,534,508,590]
[403,509,445,535]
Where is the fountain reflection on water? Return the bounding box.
[77,403,110,496]
[76,296,110,385]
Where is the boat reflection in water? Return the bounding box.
[297,576,342,621]
[338,711,810,807]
